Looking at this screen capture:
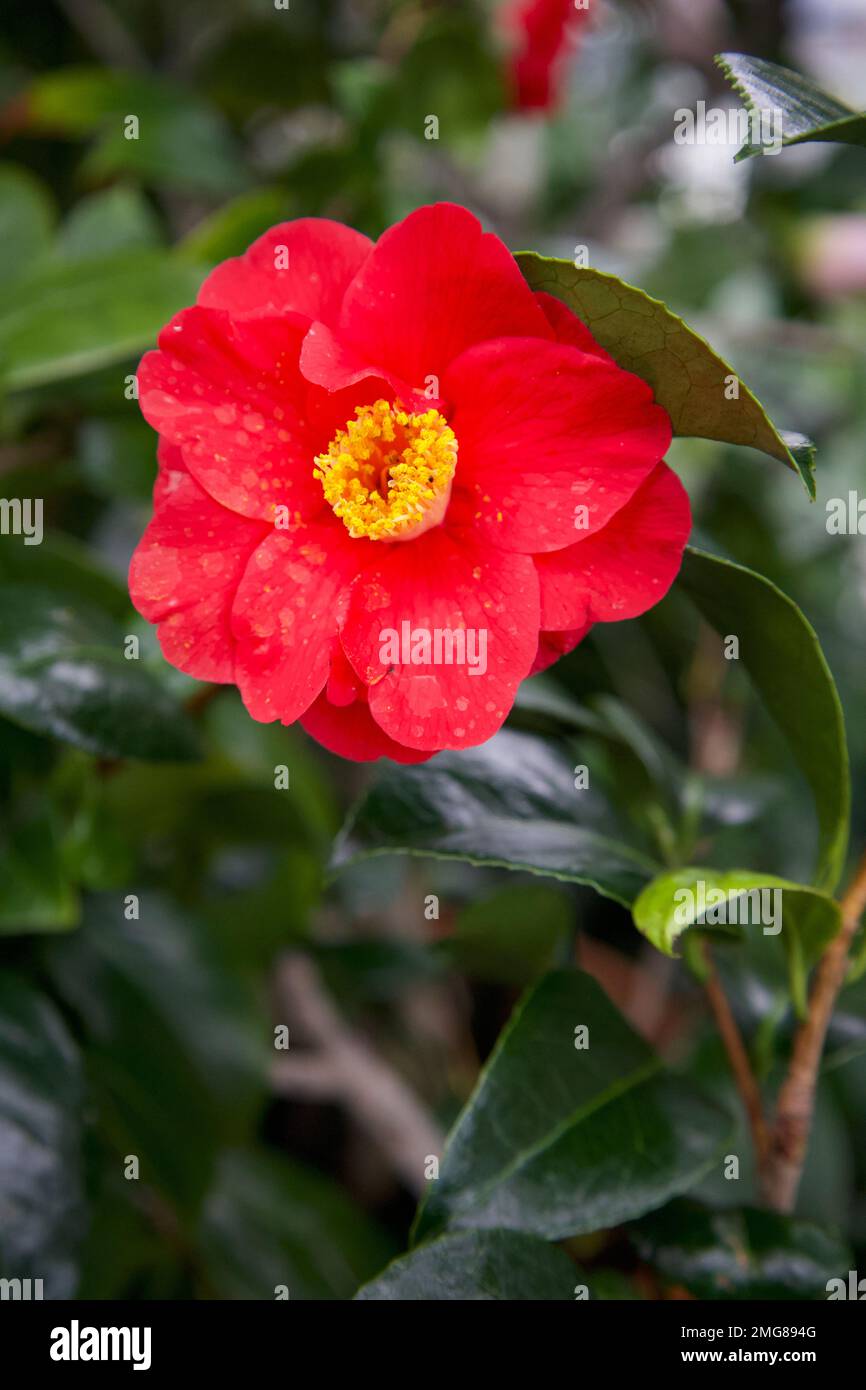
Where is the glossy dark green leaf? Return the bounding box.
[200,1149,393,1301]
[333,729,660,907]
[513,680,684,867]
[414,970,731,1242]
[516,253,816,496]
[716,52,866,161]
[356,1228,575,1301]
[0,972,85,1296]
[678,548,850,892]
[514,680,678,809]
[514,677,779,844]
[0,585,200,761]
[0,251,204,390]
[633,1199,851,1299]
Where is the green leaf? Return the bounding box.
[716,52,866,161]
[42,894,270,1212]
[678,548,850,892]
[514,678,778,845]
[332,729,661,908]
[447,883,571,985]
[0,251,204,391]
[632,868,841,1014]
[633,868,840,959]
[315,939,442,1011]
[514,681,677,801]
[57,185,161,260]
[0,530,130,619]
[74,1159,182,1300]
[199,1149,393,1301]
[633,1199,852,1299]
[0,972,85,1296]
[84,111,247,198]
[177,188,298,264]
[23,66,149,132]
[60,789,136,893]
[0,806,79,934]
[0,585,200,761]
[356,1228,575,1301]
[516,252,816,497]
[414,970,731,1242]
[514,681,684,863]
[22,67,248,196]
[0,164,54,282]
[375,9,505,142]
[76,417,158,503]
[197,17,331,122]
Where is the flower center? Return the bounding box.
[314,398,457,542]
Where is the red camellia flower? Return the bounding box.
[130,203,689,763]
[505,0,593,112]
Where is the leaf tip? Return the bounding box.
[780,431,818,499]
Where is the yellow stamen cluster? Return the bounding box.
[314,398,457,541]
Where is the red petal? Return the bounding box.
[299,320,406,399]
[339,526,539,752]
[301,690,432,764]
[535,462,691,629]
[154,438,186,476]
[326,641,363,707]
[302,203,551,394]
[139,307,323,521]
[230,520,373,725]
[129,458,267,682]
[534,290,614,362]
[446,337,672,553]
[197,218,372,324]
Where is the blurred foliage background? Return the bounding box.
[1,0,865,1300]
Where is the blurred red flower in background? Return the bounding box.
[505,0,594,111]
[130,203,688,763]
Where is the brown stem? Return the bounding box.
[702,943,769,1165]
[687,628,767,1163]
[761,847,866,1211]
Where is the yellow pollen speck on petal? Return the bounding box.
[313,398,457,542]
